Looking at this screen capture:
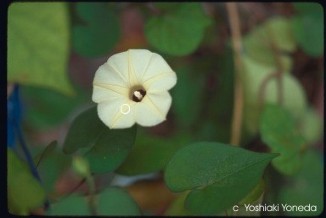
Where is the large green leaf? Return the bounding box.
[259,104,306,175]
[117,133,191,175]
[63,106,106,154]
[8,2,73,95]
[84,125,137,174]
[242,55,307,135]
[72,3,120,57]
[164,142,276,215]
[34,141,71,198]
[292,3,323,57]
[145,3,212,56]
[243,16,297,72]
[277,149,324,216]
[63,106,137,174]
[8,149,46,215]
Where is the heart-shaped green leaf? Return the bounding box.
[259,104,306,175]
[164,142,276,214]
[63,106,106,154]
[277,149,324,216]
[145,3,212,56]
[8,2,73,95]
[63,106,137,174]
[291,3,323,57]
[243,16,296,72]
[84,125,137,174]
[72,3,120,57]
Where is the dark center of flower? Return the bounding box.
[130,86,146,102]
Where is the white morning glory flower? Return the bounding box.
[92,49,177,129]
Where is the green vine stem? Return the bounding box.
[258,25,285,108]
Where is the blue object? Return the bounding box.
[7,84,50,209]
[7,85,22,148]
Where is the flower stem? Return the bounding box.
[226,3,244,146]
[86,175,97,215]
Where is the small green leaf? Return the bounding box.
[72,3,120,57]
[84,125,137,174]
[243,16,297,71]
[145,3,212,56]
[47,195,90,215]
[278,149,324,216]
[8,2,73,95]
[34,141,71,197]
[292,3,323,57]
[260,104,306,175]
[164,142,276,214]
[63,106,106,154]
[97,187,141,215]
[8,149,46,215]
[117,133,191,175]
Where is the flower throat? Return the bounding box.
[130,86,146,102]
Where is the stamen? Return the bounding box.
[134,91,143,100]
[131,88,146,102]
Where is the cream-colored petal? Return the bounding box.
[92,82,129,101]
[92,85,126,103]
[105,50,139,87]
[128,49,153,82]
[93,62,128,87]
[141,52,176,85]
[143,72,177,92]
[97,98,136,129]
[133,91,172,126]
[111,104,136,129]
